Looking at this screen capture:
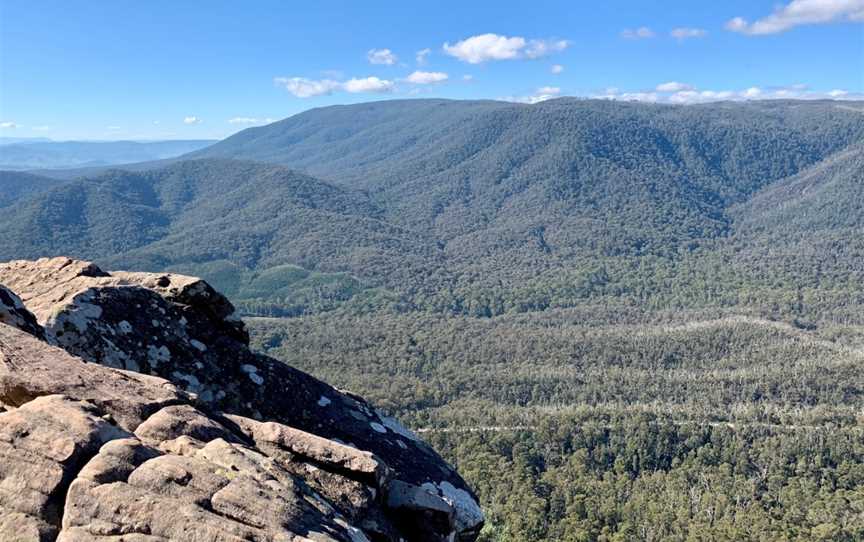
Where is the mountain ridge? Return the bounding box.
[1,99,863,317]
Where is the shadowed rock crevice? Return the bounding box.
[0,257,483,542]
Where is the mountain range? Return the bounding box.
[3,97,864,540]
[1,98,862,317]
[0,139,215,170]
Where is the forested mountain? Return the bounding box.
[0,138,215,170]
[0,170,64,208]
[0,158,442,315]
[191,99,864,311]
[2,98,864,540]
[195,99,863,242]
[732,140,864,237]
[5,99,863,317]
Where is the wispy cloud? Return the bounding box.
[621,27,655,39]
[183,116,202,125]
[228,117,275,125]
[596,83,862,104]
[0,121,17,129]
[367,48,397,65]
[594,89,660,102]
[656,81,694,92]
[443,33,569,64]
[503,86,562,104]
[274,77,341,97]
[415,48,431,65]
[405,70,449,84]
[670,27,708,40]
[727,0,864,35]
[741,87,763,98]
[550,64,564,74]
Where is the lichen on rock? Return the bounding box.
[0,257,484,541]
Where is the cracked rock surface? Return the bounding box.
[0,257,484,541]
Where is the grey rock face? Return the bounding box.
[0,283,43,339]
[0,257,484,541]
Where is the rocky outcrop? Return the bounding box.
[0,324,184,428]
[0,257,484,541]
[0,284,42,339]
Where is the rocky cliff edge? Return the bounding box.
[0,257,483,542]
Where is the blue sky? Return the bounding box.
[1,0,862,140]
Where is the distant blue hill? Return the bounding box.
[0,139,216,170]
[0,137,52,146]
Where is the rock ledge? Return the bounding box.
[0,257,483,542]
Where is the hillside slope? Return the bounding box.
[0,159,441,313]
[732,141,864,236]
[0,170,65,208]
[193,99,864,274]
[1,99,863,317]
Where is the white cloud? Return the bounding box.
[443,34,525,63]
[726,0,864,35]
[621,26,655,39]
[524,39,570,59]
[599,83,862,104]
[463,74,474,81]
[274,77,341,97]
[443,33,568,63]
[504,86,562,104]
[742,86,763,98]
[725,17,749,32]
[367,48,397,65]
[183,116,202,125]
[416,48,431,65]
[551,64,564,74]
[275,75,394,97]
[537,86,561,95]
[229,117,276,125]
[670,27,708,40]
[31,125,52,132]
[596,90,660,102]
[0,121,17,129]
[667,90,736,103]
[656,81,694,92]
[343,76,394,93]
[405,70,449,84]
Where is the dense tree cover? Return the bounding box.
[429,414,864,541]
[2,98,864,539]
[0,159,440,295]
[249,311,864,540]
[1,100,862,321]
[248,310,864,427]
[0,170,63,208]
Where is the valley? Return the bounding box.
[2,98,864,540]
